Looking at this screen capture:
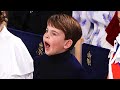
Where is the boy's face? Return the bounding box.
[43,25,72,56]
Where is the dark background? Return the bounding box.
[7,11,72,35]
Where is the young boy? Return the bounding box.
[33,14,88,79]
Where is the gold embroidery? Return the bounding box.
[36,42,44,56]
[87,51,92,66]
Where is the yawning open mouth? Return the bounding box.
[44,41,50,49]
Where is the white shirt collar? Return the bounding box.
[0,25,11,39]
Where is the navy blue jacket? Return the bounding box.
[33,51,88,79]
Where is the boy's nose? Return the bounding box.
[44,33,49,38]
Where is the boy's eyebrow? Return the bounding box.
[51,30,60,35]
[47,28,59,34]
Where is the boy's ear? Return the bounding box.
[64,39,73,49]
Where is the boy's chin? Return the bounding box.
[45,51,53,56]
[45,51,59,56]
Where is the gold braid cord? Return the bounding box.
[36,42,44,56]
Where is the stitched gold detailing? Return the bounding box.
[87,51,92,66]
[36,42,44,56]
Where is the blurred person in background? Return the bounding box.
[0,11,34,79]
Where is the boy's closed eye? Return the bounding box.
[51,32,57,36]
